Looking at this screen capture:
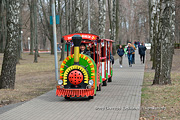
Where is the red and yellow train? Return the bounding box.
[56,33,114,99]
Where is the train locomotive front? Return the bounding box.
[56,35,97,99]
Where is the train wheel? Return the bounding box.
[108,77,112,82]
[103,80,107,86]
[88,96,94,99]
[64,96,70,100]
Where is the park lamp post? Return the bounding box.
[28,37,30,51]
[21,31,23,52]
[109,29,112,39]
[52,0,59,81]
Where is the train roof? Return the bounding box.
[102,39,114,42]
[62,33,114,42]
[63,33,99,41]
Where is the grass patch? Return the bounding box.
[0,53,62,106]
[140,50,180,120]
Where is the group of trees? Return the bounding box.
[149,0,176,85]
[0,0,150,54]
[0,0,179,89]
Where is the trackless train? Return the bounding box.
[56,33,114,99]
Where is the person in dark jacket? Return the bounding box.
[126,43,135,67]
[137,40,141,48]
[138,42,147,64]
[80,43,91,56]
[117,45,124,68]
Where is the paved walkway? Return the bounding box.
[0,51,145,120]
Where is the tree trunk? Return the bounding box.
[149,0,153,61]
[71,0,76,33]
[108,0,112,39]
[98,0,106,39]
[112,0,116,55]
[59,0,65,61]
[29,0,34,55]
[151,0,158,69]
[153,0,175,85]
[75,0,82,33]
[0,0,4,53]
[17,0,23,64]
[39,0,54,55]
[68,0,71,34]
[0,0,6,53]
[65,0,69,35]
[115,0,119,44]
[34,0,38,63]
[0,0,20,89]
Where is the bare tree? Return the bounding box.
[0,0,3,53]
[175,0,180,43]
[28,0,34,55]
[115,0,120,44]
[34,0,38,63]
[0,0,20,89]
[98,0,106,39]
[17,0,23,64]
[59,0,65,61]
[112,0,116,54]
[150,0,158,69]
[75,0,82,33]
[39,0,54,54]
[60,0,70,61]
[0,0,6,53]
[153,0,175,85]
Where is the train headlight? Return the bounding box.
[89,80,94,86]
[58,80,63,85]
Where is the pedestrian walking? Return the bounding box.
[131,43,136,64]
[117,45,124,68]
[134,40,137,48]
[126,43,135,67]
[137,40,141,48]
[124,46,128,57]
[138,42,147,64]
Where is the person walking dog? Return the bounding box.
[117,45,124,68]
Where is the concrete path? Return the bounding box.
[0,51,145,120]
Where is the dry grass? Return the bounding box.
[0,53,62,106]
[0,52,117,107]
[140,49,180,120]
[0,51,119,107]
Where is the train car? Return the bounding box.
[101,39,114,86]
[56,33,114,99]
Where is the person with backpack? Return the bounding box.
[117,45,124,68]
[131,43,136,64]
[126,43,135,67]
